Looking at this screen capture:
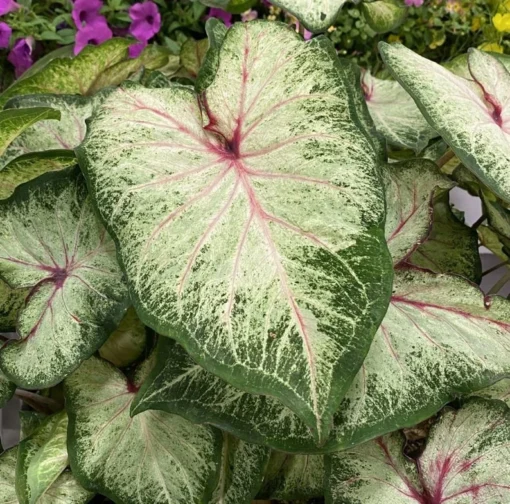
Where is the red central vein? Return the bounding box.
[388,185,419,244]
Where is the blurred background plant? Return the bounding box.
[0,0,508,90]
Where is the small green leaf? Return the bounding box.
[65,356,222,504]
[0,169,129,389]
[0,108,60,159]
[361,0,407,34]
[99,307,146,367]
[180,39,209,78]
[326,399,510,503]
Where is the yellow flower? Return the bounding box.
[478,42,505,53]
[471,16,481,32]
[387,34,401,43]
[493,12,510,32]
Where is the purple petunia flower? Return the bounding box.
[74,17,112,55]
[0,0,20,16]
[405,0,424,6]
[129,1,161,42]
[72,0,103,28]
[129,39,147,58]
[0,22,11,49]
[295,21,312,40]
[205,8,232,27]
[8,37,34,77]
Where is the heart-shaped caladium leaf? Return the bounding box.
[361,70,438,153]
[16,411,69,504]
[326,398,510,503]
[407,193,482,282]
[0,370,15,409]
[78,21,392,442]
[211,434,270,504]
[380,44,510,202]
[0,108,60,158]
[65,356,222,504]
[383,159,452,264]
[133,268,510,453]
[258,452,324,500]
[0,93,110,169]
[0,169,129,389]
[0,150,77,201]
[98,307,147,368]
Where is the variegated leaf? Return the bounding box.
[16,411,68,504]
[266,0,345,32]
[38,472,93,504]
[0,151,76,201]
[0,448,19,504]
[444,51,510,80]
[0,370,15,409]
[258,452,324,500]
[180,39,209,79]
[380,44,510,202]
[361,0,407,34]
[0,93,109,169]
[211,434,270,504]
[478,225,510,262]
[383,159,452,264]
[326,398,510,503]
[407,192,482,282]
[0,279,28,331]
[99,307,146,368]
[472,379,510,405]
[77,21,392,442]
[0,169,129,388]
[19,412,47,441]
[0,108,60,159]
[0,39,132,108]
[65,356,222,504]
[361,69,437,153]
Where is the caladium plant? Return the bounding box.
[1,14,510,504]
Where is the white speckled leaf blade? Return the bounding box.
[472,379,510,405]
[0,448,19,504]
[65,356,222,504]
[211,434,270,504]
[0,94,107,169]
[327,399,510,503]
[259,452,324,500]
[78,21,392,442]
[0,108,60,159]
[0,151,77,201]
[380,44,510,202]
[0,279,28,331]
[0,370,15,409]
[267,0,345,32]
[383,159,452,264]
[408,192,482,282]
[361,70,437,152]
[0,169,129,388]
[0,39,133,108]
[360,0,406,34]
[38,472,93,504]
[99,307,146,368]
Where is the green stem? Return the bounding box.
[482,261,509,277]
[15,389,62,414]
[471,214,486,230]
[487,270,510,296]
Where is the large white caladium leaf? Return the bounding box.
[258,452,324,500]
[211,434,270,504]
[407,193,482,282]
[0,169,129,388]
[361,69,437,153]
[78,21,392,442]
[0,93,109,169]
[326,398,510,503]
[65,356,222,504]
[380,44,510,202]
[134,268,510,453]
[383,159,452,264]
[16,411,68,504]
[0,279,28,331]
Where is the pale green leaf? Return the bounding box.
[0,151,76,202]
[0,448,18,504]
[211,434,270,504]
[0,39,133,108]
[326,399,510,503]
[99,307,146,368]
[472,378,510,405]
[361,0,407,34]
[258,452,324,500]
[379,44,510,202]
[0,108,60,159]
[0,169,129,388]
[478,225,510,262]
[180,39,209,79]
[77,21,392,442]
[65,356,222,504]
[0,279,29,331]
[19,412,47,441]
[383,159,452,264]
[362,69,437,152]
[408,192,482,282]
[0,370,15,409]
[38,472,93,504]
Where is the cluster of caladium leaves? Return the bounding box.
[2,14,510,504]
